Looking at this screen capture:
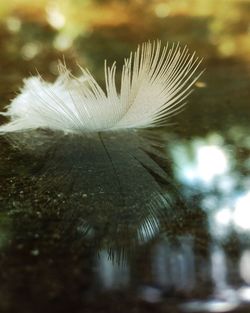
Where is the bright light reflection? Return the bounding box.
[214,207,232,226]
[233,192,250,231]
[46,5,65,29]
[53,33,73,51]
[154,3,170,18]
[181,299,238,312]
[196,145,229,184]
[6,16,21,32]
[239,250,250,284]
[238,286,250,302]
[211,207,233,238]
[21,42,40,60]
[171,139,230,188]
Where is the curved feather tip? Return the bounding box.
[0,41,203,133]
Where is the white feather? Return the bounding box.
[0,41,202,133]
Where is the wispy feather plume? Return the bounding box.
[0,41,202,133]
[0,41,202,260]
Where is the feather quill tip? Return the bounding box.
[0,41,203,134]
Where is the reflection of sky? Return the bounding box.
[169,131,250,237]
[170,134,230,189]
[239,250,250,284]
[181,244,250,312]
[234,192,250,231]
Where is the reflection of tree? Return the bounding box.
[158,128,250,310]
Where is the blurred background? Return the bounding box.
[1,1,250,312]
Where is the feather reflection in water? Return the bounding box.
[22,130,180,264]
[0,41,202,263]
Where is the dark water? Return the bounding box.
[1,10,250,313]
